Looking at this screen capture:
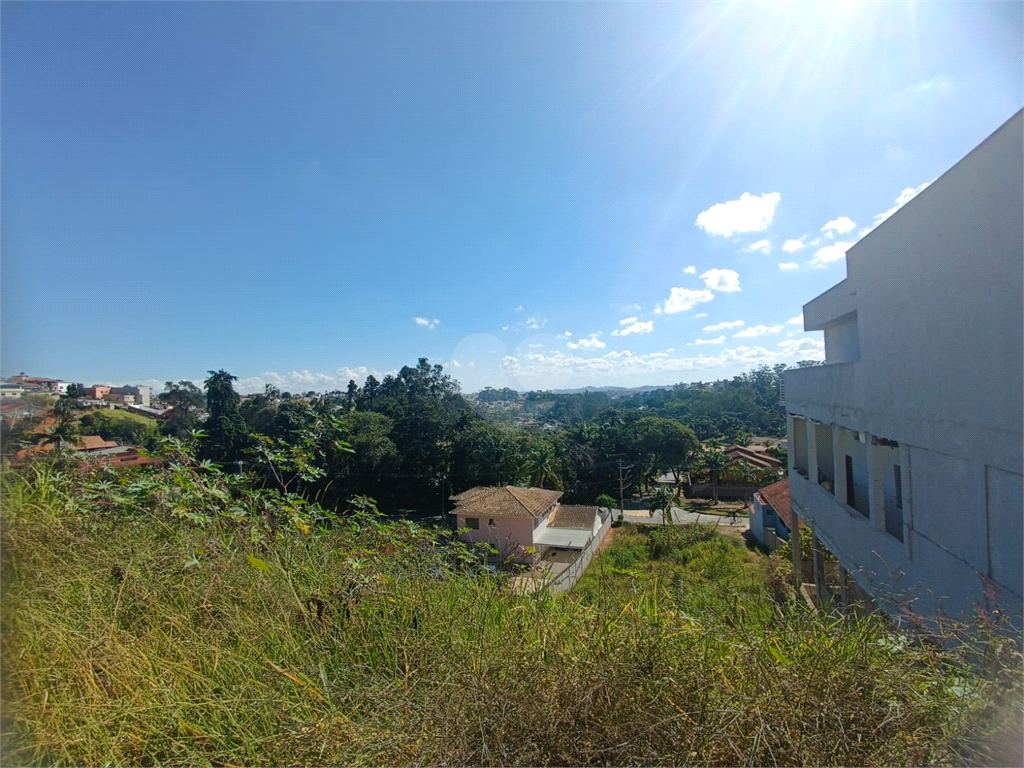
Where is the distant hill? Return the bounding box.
[544,384,679,397]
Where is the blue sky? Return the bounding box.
[3,2,1020,394]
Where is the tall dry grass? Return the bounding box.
[1,462,1019,766]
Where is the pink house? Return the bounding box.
[450,486,603,563]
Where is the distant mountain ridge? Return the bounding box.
[469,383,680,398]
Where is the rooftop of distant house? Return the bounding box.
[449,486,562,519]
[755,479,791,527]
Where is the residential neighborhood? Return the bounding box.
[2,3,1020,766]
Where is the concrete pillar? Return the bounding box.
[832,426,848,508]
[866,432,886,532]
[786,415,797,475]
[806,420,819,485]
[899,443,913,548]
[790,510,802,589]
[812,531,826,610]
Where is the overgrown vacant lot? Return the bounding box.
[1,461,1020,767]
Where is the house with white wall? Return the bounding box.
[783,109,1023,626]
[749,479,791,553]
[450,486,603,563]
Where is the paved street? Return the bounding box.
[620,505,748,529]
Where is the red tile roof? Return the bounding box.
[757,479,791,527]
[548,505,598,530]
[79,435,119,451]
[450,486,562,519]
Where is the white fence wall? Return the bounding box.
[543,510,613,595]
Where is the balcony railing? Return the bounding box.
[784,361,858,418]
[803,278,857,330]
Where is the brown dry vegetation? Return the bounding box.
[1,462,1021,767]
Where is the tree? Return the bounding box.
[158,380,205,438]
[345,380,359,412]
[201,370,249,463]
[522,435,565,490]
[65,383,87,399]
[700,447,729,505]
[53,396,78,422]
[649,484,675,524]
[39,419,79,452]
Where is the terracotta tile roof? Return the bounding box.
[725,445,782,468]
[757,479,791,527]
[79,435,119,451]
[548,505,598,530]
[450,486,562,519]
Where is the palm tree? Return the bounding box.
[39,419,79,452]
[649,484,675,524]
[525,441,564,490]
[700,447,729,505]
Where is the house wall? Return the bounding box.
[749,497,768,549]
[455,514,538,561]
[784,110,1024,626]
[823,314,860,364]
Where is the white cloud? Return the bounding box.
[658,287,715,314]
[612,320,654,337]
[234,367,383,395]
[498,341,826,388]
[525,317,547,330]
[777,337,825,358]
[567,334,606,350]
[744,239,771,254]
[821,216,856,235]
[733,324,783,338]
[782,238,805,252]
[563,331,572,337]
[618,316,638,326]
[622,303,641,311]
[809,241,854,267]
[694,313,707,318]
[414,317,440,329]
[871,182,931,228]
[451,360,461,368]
[700,268,741,293]
[786,314,804,325]
[695,192,781,237]
[515,305,524,312]
[691,336,726,345]
[858,228,872,237]
[683,265,697,274]
[778,262,799,270]
[703,319,744,332]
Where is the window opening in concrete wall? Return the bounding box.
[466,517,479,530]
[793,417,809,477]
[886,464,904,542]
[845,456,855,508]
[815,422,834,492]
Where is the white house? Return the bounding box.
[450,486,603,563]
[749,479,791,553]
[783,110,1023,626]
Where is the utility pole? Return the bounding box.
[618,460,632,519]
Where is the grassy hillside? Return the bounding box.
[1,457,1020,766]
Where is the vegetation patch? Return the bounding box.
[2,460,1019,767]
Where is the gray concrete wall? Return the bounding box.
[784,110,1024,626]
